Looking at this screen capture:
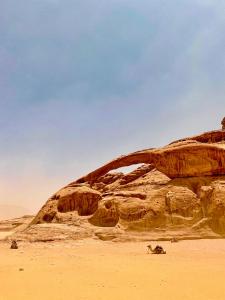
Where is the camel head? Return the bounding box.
[147,244,153,252]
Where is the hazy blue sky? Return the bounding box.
[1,0,225,213]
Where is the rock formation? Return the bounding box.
[221,117,225,130]
[24,121,225,241]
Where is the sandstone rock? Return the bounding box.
[207,182,225,233]
[72,132,225,182]
[32,186,101,224]
[89,200,119,227]
[221,117,225,130]
[95,172,124,185]
[27,122,225,241]
[120,164,154,185]
[57,186,101,216]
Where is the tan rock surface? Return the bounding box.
[19,123,225,241]
[221,117,225,130]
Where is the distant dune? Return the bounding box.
[0,204,30,220]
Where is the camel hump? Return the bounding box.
[155,245,163,251]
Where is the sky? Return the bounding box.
[0,0,225,214]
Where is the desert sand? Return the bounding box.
[1,235,225,300]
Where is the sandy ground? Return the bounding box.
[1,235,225,300]
[0,232,13,239]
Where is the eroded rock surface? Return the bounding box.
[24,122,225,241]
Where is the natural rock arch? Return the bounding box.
[72,142,225,184]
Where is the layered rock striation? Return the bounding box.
[31,122,225,240]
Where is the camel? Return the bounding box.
[147,244,166,254]
[10,240,18,249]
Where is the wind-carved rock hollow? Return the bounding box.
[17,119,225,241]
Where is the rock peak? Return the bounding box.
[221,117,225,130]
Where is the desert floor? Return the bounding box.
[1,234,225,300]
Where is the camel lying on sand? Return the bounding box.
[147,244,166,254]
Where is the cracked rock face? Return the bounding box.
[32,126,225,240]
